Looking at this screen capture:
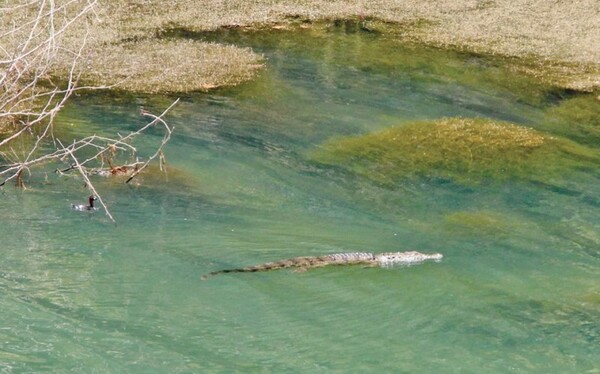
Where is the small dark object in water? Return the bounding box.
[71,195,98,211]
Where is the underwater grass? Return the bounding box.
[311,117,600,186]
[543,95,600,147]
[443,211,515,237]
[192,24,557,106]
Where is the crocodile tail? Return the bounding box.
[201,268,247,280]
[204,257,321,280]
[201,260,295,280]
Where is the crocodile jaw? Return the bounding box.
[375,251,443,266]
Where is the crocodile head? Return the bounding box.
[375,251,443,266]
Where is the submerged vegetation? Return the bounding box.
[543,95,600,147]
[312,117,599,186]
[192,24,558,107]
[443,211,513,237]
[1,1,598,197]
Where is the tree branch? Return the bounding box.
[0,1,178,222]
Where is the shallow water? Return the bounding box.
[1,27,599,372]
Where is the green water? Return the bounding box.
[1,27,599,372]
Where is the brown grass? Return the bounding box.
[76,39,263,93]
[3,0,599,93]
[95,0,600,92]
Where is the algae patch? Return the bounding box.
[444,211,513,237]
[311,117,599,186]
[543,95,600,147]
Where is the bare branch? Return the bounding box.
[126,100,179,183]
[59,138,116,223]
[0,1,178,222]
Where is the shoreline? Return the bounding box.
[56,1,600,94]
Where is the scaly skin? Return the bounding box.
[202,251,442,280]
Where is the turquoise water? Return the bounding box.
[1,27,599,372]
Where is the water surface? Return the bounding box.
[1,26,599,372]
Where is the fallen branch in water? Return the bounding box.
[126,104,175,184]
[0,1,178,222]
[59,137,116,222]
[1,98,177,221]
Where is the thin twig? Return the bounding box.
[0,1,178,222]
[126,99,179,183]
[59,138,116,223]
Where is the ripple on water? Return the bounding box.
[3,27,600,372]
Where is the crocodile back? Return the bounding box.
[324,252,376,264]
[375,251,443,266]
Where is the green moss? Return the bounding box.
[543,95,600,146]
[444,211,512,236]
[311,117,599,186]
[580,293,600,305]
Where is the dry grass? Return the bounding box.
[1,1,265,94]
[0,120,15,140]
[74,39,263,93]
[3,0,599,93]
[94,0,600,92]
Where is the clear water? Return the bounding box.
[1,27,599,372]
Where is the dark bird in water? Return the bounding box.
[71,195,98,211]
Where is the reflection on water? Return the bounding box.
[1,26,599,372]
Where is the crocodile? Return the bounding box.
[201,251,443,280]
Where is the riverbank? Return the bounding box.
[53,0,600,93]
[2,1,598,94]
